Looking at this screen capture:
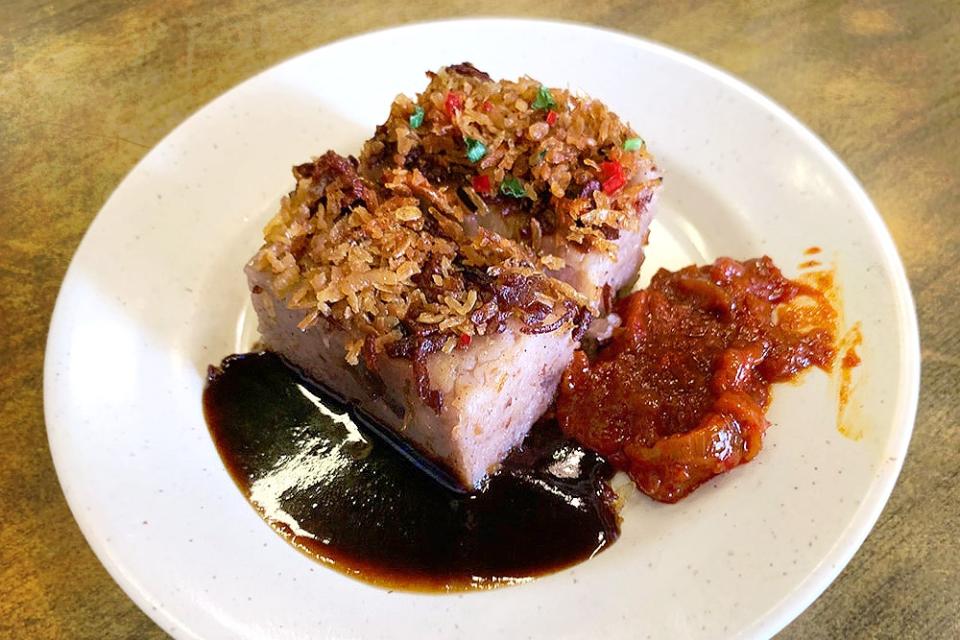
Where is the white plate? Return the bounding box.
[45,19,919,640]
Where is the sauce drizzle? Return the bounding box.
[837,322,864,440]
[793,265,865,440]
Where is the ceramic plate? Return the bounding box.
[45,19,919,640]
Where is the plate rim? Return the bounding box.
[43,17,921,640]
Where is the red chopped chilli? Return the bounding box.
[444,92,464,118]
[458,333,472,349]
[599,160,626,194]
[546,110,558,126]
[472,174,491,195]
[556,257,838,503]
[481,100,494,113]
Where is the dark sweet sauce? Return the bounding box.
[203,352,619,592]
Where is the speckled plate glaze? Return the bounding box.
[45,19,919,640]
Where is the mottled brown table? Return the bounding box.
[1,1,957,638]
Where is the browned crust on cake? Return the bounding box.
[249,151,591,411]
[360,62,662,257]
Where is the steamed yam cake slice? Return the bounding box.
[361,63,662,311]
[246,151,590,489]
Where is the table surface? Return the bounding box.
[1,1,957,638]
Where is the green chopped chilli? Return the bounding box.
[623,137,644,151]
[465,138,487,163]
[532,86,556,111]
[500,176,526,198]
[409,105,425,129]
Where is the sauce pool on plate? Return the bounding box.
[204,352,619,592]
